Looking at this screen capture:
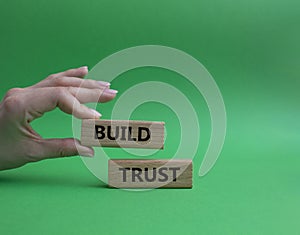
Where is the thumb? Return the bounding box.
[37,138,94,160]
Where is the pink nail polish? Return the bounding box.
[90,109,102,118]
[98,81,111,87]
[106,89,118,94]
[80,66,88,70]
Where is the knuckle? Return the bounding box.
[56,87,67,97]
[2,96,23,113]
[5,88,23,97]
[66,86,74,93]
[46,74,62,86]
[25,148,39,162]
[53,77,61,86]
[47,74,57,80]
[58,142,67,157]
[25,140,43,162]
[57,139,74,157]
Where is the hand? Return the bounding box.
[0,66,117,171]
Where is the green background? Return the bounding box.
[0,0,299,234]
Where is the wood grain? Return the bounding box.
[81,119,164,149]
[108,159,192,188]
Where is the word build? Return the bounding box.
[108,159,192,188]
[95,125,150,141]
[81,119,164,149]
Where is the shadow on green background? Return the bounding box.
[0,0,299,234]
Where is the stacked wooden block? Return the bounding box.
[81,119,192,188]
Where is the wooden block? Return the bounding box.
[81,119,164,149]
[108,159,192,188]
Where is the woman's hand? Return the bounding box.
[0,66,117,170]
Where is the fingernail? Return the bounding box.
[90,109,102,118]
[77,144,94,157]
[81,152,94,157]
[98,81,111,87]
[106,89,118,94]
[80,66,88,70]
